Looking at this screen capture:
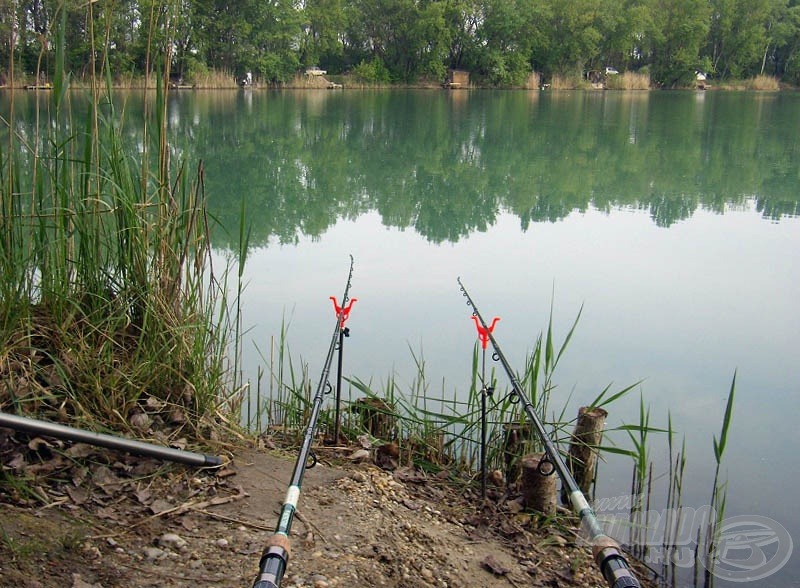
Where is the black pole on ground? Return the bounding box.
[329,294,356,445]
[480,380,488,499]
[0,411,221,467]
[471,315,498,500]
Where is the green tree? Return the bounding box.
[596,0,657,72]
[442,0,481,69]
[467,0,538,85]
[765,0,800,82]
[410,0,450,80]
[192,0,251,73]
[528,0,606,78]
[246,0,302,82]
[345,0,450,82]
[301,0,348,69]
[648,0,711,86]
[707,0,771,77]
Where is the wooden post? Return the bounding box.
[520,452,557,515]
[351,397,396,439]
[502,423,534,486]
[566,406,608,495]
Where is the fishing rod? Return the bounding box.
[457,277,642,588]
[253,255,355,588]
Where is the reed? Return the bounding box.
[700,372,736,586]
[744,75,780,91]
[250,302,644,491]
[189,68,240,89]
[663,411,687,587]
[0,3,243,445]
[624,393,654,561]
[611,374,736,588]
[550,74,585,90]
[605,72,652,90]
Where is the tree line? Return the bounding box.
[2,0,800,87]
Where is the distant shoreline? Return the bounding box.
[1,71,794,92]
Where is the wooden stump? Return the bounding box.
[351,397,396,439]
[406,431,450,467]
[502,422,535,485]
[520,452,557,515]
[566,406,608,495]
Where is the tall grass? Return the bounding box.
[550,74,586,90]
[744,75,780,91]
[252,304,641,487]
[700,372,735,586]
[614,374,737,588]
[606,72,652,90]
[0,2,242,443]
[663,411,687,587]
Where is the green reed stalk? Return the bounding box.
[625,393,652,561]
[663,411,687,587]
[701,371,736,587]
[606,375,736,587]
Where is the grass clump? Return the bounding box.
[745,75,780,91]
[606,72,651,90]
[549,74,587,90]
[0,7,242,447]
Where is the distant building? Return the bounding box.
[444,69,469,89]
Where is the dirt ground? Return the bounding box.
[0,434,655,588]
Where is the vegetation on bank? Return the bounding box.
[251,308,737,586]
[3,0,800,90]
[0,18,244,448]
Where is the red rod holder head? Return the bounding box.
[330,296,357,327]
[471,315,500,349]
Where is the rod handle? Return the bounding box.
[253,534,291,588]
[594,544,641,588]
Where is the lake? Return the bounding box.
[5,88,799,586]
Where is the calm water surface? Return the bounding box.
[6,89,799,586]
[186,89,799,587]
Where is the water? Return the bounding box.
[5,88,799,586]
[190,89,799,587]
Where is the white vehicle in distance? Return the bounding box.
[305,67,327,76]
[604,66,619,75]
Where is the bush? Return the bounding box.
[183,56,209,85]
[352,59,392,84]
[550,74,585,90]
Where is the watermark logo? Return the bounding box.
[584,497,793,582]
[703,515,793,582]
